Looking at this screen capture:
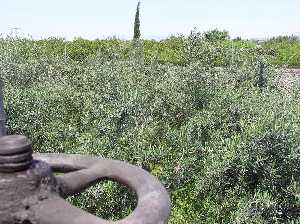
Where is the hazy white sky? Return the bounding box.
[0,0,299,40]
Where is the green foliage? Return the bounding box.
[69,181,137,220]
[1,31,300,223]
[203,29,230,42]
[143,35,185,65]
[263,40,300,67]
[233,37,242,41]
[268,35,299,43]
[1,29,299,67]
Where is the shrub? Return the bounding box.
[203,29,230,42]
[1,34,300,223]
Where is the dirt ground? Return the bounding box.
[278,68,300,90]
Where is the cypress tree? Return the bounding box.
[133,1,141,39]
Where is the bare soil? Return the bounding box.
[278,68,300,90]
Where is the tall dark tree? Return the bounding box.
[133,1,141,39]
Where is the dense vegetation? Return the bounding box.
[0,30,300,223]
[2,31,299,67]
[263,36,300,67]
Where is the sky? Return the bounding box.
[0,0,299,40]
